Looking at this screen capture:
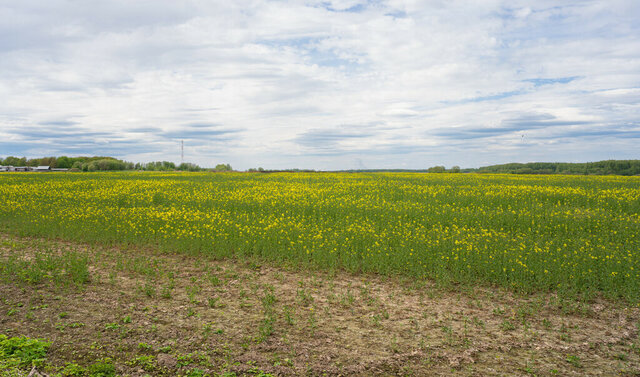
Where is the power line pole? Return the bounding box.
[181,140,184,165]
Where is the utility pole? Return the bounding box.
[181,140,184,165]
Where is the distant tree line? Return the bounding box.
[426,165,461,173]
[340,166,461,173]
[247,167,317,173]
[0,155,226,172]
[214,164,233,172]
[0,156,134,171]
[3,155,638,175]
[474,160,640,176]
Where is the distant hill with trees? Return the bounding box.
[0,156,133,171]
[337,161,640,176]
[0,156,210,172]
[472,160,640,176]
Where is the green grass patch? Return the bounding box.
[0,334,50,373]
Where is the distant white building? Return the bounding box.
[34,166,51,172]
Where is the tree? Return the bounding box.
[450,166,461,173]
[143,161,176,171]
[214,163,232,172]
[427,165,446,173]
[56,156,72,168]
[2,156,22,166]
[178,162,202,172]
[38,156,57,168]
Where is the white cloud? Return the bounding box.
[0,0,639,169]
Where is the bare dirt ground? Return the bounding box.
[1,233,639,376]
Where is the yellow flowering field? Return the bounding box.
[0,172,638,300]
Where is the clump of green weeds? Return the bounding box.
[566,354,582,368]
[283,305,295,326]
[257,287,277,343]
[60,362,87,376]
[208,296,226,308]
[1,251,90,287]
[0,334,51,368]
[88,357,116,376]
[296,282,314,307]
[501,319,516,332]
[128,355,155,372]
[138,342,153,352]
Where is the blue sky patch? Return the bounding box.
[524,76,580,87]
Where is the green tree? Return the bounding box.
[38,156,57,168]
[178,162,202,172]
[2,156,22,166]
[215,163,232,172]
[56,156,73,168]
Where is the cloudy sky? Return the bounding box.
[1,0,639,170]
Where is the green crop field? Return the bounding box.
[1,171,638,301]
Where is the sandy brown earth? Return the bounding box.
[1,234,639,376]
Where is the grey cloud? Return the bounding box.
[432,128,510,140]
[160,125,242,140]
[127,127,163,133]
[262,105,327,117]
[385,10,408,19]
[501,113,591,129]
[537,124,640,140]
[0,138,160,158]
[2,125,160,158]
[4,122,241,154]
[293,122,427,156]
[294,125,378,150]
[0,141,44,156]
[300,142,428,157]
[354,143,427,156]
[9,126,115,141]
[33,82,91,93]
[1,1,196,43]
[38,120,79,127]
[38,79,134,93]
[432,113,594,140]
[54,145,160,157]
[184,123,222,128]
[181,108,219,113]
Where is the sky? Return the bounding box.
[1,0,639,170]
